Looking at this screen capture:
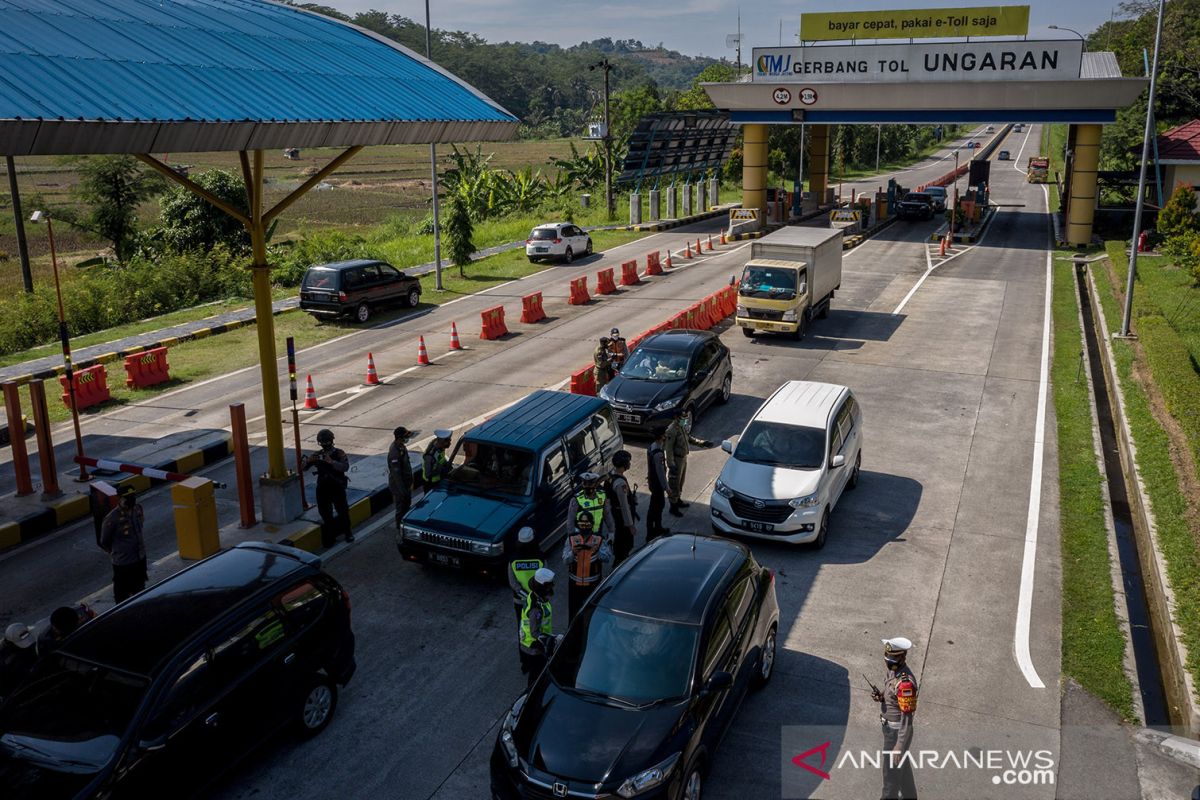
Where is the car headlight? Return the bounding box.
[402,525,423,541]
[499,694,526,768]
[654,397,682,412]
[788,494,820,509]
[714,479,734,499]
[617,753,681,798]
[736,304,747,316]
[471,541,503,556]
[781,309,797,322]
[598,384,612,400]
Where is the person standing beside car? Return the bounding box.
[508,527,543,625]
[422,429,453,489]
[561,512,611,620]
[646,426,670,540]
[593,337,614,388]
[99,485,147,603]
[518,568,556,687]
[606,450,637,564]
[567,472,613,542]
[305,428,352,547]
[388,426,414,530]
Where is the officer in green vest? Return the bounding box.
[567,472,613,540]
[508,526,543,624]
[519,567,556,686]
[421,428,453,489]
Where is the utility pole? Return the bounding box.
[5,156,32,292]
[875,125,882,174]
[1121,0,1166,337]
[590,58,615,219]
[426,0,443,291]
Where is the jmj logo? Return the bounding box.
[799,88,818,105]
[772,87,791,105]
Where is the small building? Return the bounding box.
[1152,119,1200,209]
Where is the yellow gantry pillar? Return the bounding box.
[742,124,768,228]
[1066,124,1102,247]
[808,124,830,203]
[249,150,288,480]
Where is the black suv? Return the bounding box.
[598,329,733,435]
[300,259,421,323]
[895,192,936,221]
[492,535,780,800]
[0,542,356,799]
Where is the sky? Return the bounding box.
[332,1,1126,59]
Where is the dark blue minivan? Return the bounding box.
[397,390,622,575]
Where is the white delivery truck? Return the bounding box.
[735,226,843,340]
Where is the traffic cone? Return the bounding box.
[696,238,703,254]
[664,249,673,268]
[706,234,714,251]
[303,375,319,409]
[364,352,380,385]
[684,240,692,259]
[417,335,431,366]
[720,230,727,245]
[449,322,463,350]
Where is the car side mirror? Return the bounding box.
[798,282,807,295]
[831,454,846,468]
[704,671,733,694]
[720,439,733,454]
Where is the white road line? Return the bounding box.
[1012,124,1034,175]
[891,239,936,316]
[1014,183,1051,690]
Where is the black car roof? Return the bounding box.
[596,535,747,623]
[308,259,384,270]
[467,390,607,453]
[59,543,320,677]
[635,329,714,353]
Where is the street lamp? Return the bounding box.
[589,58,614,220]
[1048,25,1087,52]
[29,210,90,481]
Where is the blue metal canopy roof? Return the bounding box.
[0,0,518,155]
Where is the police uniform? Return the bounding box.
[519,568,555,687]
[561,517,611,620]
[878,637,919,800]
[567,486,613,539]
[388,428,413,529]
[508,528,543,624]
[646,429,670,539]
[307,433,351,547]
[593,340,613,388]
[606,467,636,565]
[665,416,690,512]
[422,429,452,488]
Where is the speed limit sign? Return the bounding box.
[772,87,791,105]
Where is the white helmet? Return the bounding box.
[534,567,555,584]
[518,526,535,544]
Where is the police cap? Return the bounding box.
[433,428,452,440]
[518,526,535,544]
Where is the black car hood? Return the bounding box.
[518,681,684,784]
[404,486,529,542]
[605,376,685,410]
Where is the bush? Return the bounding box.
[270,230,376,287]
[1157,183,1200,239]
[1162,230,1200,285]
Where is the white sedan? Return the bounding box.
[525,222,592,263]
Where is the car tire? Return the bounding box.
[406,288,421,308]
[717,373,732,405]
[585,238,593,256]
[528,256,539,263]
[791,313,806,342]
[752,624,777,690]
[296,676,338,738]
[811,509,829,550]
[563,247,574,264]
[741,327,755,338]
[847,451,862,490]
[680,758,704,800]
[355,302,371,324]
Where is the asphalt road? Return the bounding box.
[3,124,1097,798]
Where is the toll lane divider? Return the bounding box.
[60,365,111,411]
[282,482,393,553]
[479,306,510,340]
[645,251,663,276]
[520,292,546,324]
[124,347,170,389]
[620,260,641,286]
[568,276,591,305]
[596,268,617,296]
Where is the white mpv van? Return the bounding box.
[710,381,863,547]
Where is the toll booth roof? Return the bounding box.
[0,0,518,156]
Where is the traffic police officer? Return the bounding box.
[606,450,637,564]
[568,472,613,540]
[874,636,919,800]
[594,337,614,388]
[422,428,453,489]
[508,527,543,624]
[388,426,414,530]
[518,567,556,686]
[304,429,352,547]
[561,512,611,620]
[665,409,704,516]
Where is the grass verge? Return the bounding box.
[1090,251,1200,700]
[1052,255,1137,720]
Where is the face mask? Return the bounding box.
[681,417,692,432]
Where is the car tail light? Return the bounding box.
[553,238,561,244]
[338,291,348,302]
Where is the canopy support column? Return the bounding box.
[809,124,830,203]
[1065,124,1101,246]
[742,123,768,230]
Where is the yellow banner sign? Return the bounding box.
[801,6,1029,41]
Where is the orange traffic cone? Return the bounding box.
[684,240,692,259]
[364,352,380,385]
[303,375,320,409]
[417,335,431,366]
[449,322,463,350]
[696,238,702,255]
[664,249,673,268]
[707,234,714,251]
[720,230,727,245]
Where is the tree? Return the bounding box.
[158,170,251,253]
[676,63,740,110]
[65,155,164,263]
[1157,182,1200,237]
[444,194,475,278]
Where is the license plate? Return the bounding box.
[430,552,462,567]
[744,521,774,533]
[534,246,548,252]
[615,412,642,424]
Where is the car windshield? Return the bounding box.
[529,228,558,240]
[740,266,796,299]
[550,607,698,705]
[0,654,147,752]
[620,349,690,382]
[302,268,338,290]
[903,193,931,204]
[924,188,945,198]
[734,420,826,469]
[446,441,535,495]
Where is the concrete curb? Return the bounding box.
[0,433,233,553]
[279,482,393,552]
[622,205,737,233]
[1133,728,1200,770]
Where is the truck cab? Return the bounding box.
[1026,156,1049,183]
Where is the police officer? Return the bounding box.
[518,567,556,686]
[562,512,611,620]
[99,485,147,602]
[665,410,693,516]
[874,637,919,800]
[605,450,637,565]
[594,337,614,388]
[607,327,629,370]
[304,428,352,547]
[508,527,543,625]
[568,472,613,540]
[422,428,453,489]
[646,426,670,540]
[388,426,414,530]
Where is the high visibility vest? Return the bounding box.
[511,558,543,598]
[519,592,552,652]
[423,448,447,483]
[576,490,606,533]
[569,534,603,586]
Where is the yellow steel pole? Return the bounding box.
[741,123,768,227]
[809,124,830,202]
[248,150,287,479]
[1066,124,1102,246]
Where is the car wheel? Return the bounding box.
[741,327,755,338]
[585,238,593,255]
[811,509,829,549]
[355,302,371,323]
[791,314,806,342]
[717,373,732,405]
[563,247,574,264]
[296,676,338,738]
[406,288,421,308]
[528,256,539,263]
[681,761,703,800]
[752,624,777,689]
[848,451,862,490]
